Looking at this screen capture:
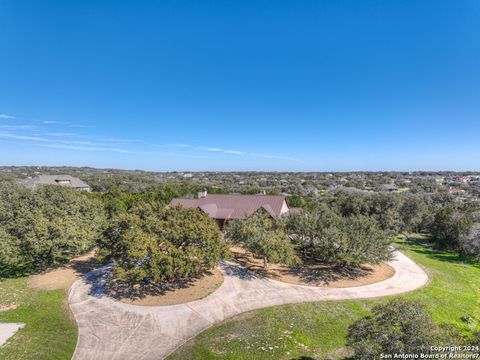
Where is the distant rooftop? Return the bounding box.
[24,175,91,191]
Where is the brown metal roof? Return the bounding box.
[170,194,289,219]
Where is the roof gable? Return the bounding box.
[170,194,288,219]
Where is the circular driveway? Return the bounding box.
[68,250,428,360]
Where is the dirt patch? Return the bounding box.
[104,268,224,306]
[0,304,17,312]
[27,250,98,291]
[231,246,395,287]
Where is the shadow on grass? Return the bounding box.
[400,235,480,269]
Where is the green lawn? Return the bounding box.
[168,235,480,360]
[0,277,77,360]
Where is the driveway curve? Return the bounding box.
[68,250,428,360]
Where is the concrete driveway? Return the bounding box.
[68,250,428,360]
[0,323,24,347]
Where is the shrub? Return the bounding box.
[348,300,445,360]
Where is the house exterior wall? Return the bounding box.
[280,200,289,215]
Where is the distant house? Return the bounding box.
[170,190,301,227]
[381,184,398,192]
[452,176,471,183]
[24,175,91,191]
[448,187,466,194]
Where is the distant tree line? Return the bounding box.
[1,172,478,280]
[327,192,479,261]
[227,191,480,269]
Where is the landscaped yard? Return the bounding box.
[168,234,480,360]
[1,234,478,360]
[0,277,77,360]
[0,252,97,360]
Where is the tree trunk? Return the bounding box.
[263,256,268,270]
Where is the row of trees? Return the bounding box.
[1,174,478,281]
[227,191,480,270]
[330,192,480,260]
[227,206,393,270]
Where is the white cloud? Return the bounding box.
[69,124,96,128]
[0,125,34,130]
[160,143,192,148]
[40,143,138,154]
[42,120,62,124]
[157,143,298,161]
[224,150,246,155]
[0,114,16,119]
[0,133,49,142]
[45,132,77,136]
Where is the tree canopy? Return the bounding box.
[287,205,393,268]
[348,300,450,360]
[99,205,229,283]
[0,181,105,276]
[226,212,300,269]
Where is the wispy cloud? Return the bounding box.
[97,137,141,144]
[40,143,139,154]
[1,112,303,164]
[45,132,77,136]
[69,124,96,128]
[0,133,49,142]
[149,142,300,161]
[158,143,192,148]
[42,120,64,124]
[0,125,35,130]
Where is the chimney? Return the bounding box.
[198,188,207,198]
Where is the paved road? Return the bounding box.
[68,250,428,360]
[0,323,24,347]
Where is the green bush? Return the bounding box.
[348,299,449,360]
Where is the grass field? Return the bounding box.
[0,277,77,360]
[168,234,480,360]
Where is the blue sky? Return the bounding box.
[1,0,479,171]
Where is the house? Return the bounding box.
[24,175,91,191]
[381,184,398,192]
[448,188,466,194]
[170,189,301,227]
